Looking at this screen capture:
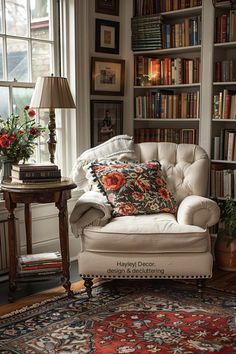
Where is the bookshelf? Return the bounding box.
[132,0,202,144]
[211,0,236,199]
[131,1,236,200]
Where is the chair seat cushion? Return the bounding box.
[83,213,209,253]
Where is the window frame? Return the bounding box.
[0,0,63,166]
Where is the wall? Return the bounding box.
[75,0,134,154]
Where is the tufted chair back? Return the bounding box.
[134,142,209,204]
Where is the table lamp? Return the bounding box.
[30,75,76,164]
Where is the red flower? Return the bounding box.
[28,109,36,118]
[136,177,150,191]
[159,187,169,200]
[0,107,45,162]
[30,127,39,135]
[111,163,128,169]
[155,177,164,186]
[9,134,16,143]
[93,165,107,173]
[0,133,10,148]
[145,161,159,169]
[102,172,126,191]
[161,207,170,213]
[117,202,135,216]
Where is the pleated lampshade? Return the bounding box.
[30,76,76,109]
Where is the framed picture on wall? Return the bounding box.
[95,0,119,16]
[91,100,123,147]
[91,57,125,95]
[95,19,119,54]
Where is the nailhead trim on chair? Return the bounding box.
[80,273,212,279]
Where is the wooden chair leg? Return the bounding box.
[83,277,93,298]
[196,278,205,301]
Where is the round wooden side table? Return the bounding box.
[1,178,77,301]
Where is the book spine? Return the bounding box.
[11,170,61,179]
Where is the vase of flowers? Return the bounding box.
[0,106,45,182]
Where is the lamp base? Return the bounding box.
[48,109,57,164]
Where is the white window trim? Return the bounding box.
[58,0,90,178]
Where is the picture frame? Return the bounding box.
[95,19,119,54]
[91,100,123,147]
[95,0,119,16]
[91,57,125,96]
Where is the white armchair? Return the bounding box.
[70,137,220,297]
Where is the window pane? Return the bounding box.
[12,87,34,115]
[7,38,28,81]
[0,38,3,79]
[30,0,51,40]
[6,0,28,37]
[32,41,52,81]
[0,87,9,117]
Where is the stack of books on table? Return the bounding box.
[17,252,63,276]
[11,163,61,184]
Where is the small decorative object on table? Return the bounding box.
[0,106,45,182]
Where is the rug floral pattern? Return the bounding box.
[0,280,235,353]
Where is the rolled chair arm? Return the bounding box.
[70,191,112,237]
[177,195,220,228]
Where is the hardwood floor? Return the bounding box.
[0,263,235,317]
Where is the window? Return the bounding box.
[0,0,59,163]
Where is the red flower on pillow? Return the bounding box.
[111,163,129,169]
[159,187,169,200]
[145,161,160,169]
[93,165,107,173]
[102,172,126,191]
[117,202,135,216]
[155,177,164,186]
[136,177,150,191]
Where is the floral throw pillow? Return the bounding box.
[89,160,177,217]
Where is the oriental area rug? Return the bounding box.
[0,280,235,354]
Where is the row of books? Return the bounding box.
[135,56,200,86]
[135,90,199,119]
[134,0,202,16]
[212,89,236,120]
[17,252,63,275]
[214,60,236,82]
[134,127,197,144]
[162,16,201,49]
[213,129,236,161]
[11,163,61,184]
[131,14,162,51]
[215,10,236,43]
[210,168,236,200]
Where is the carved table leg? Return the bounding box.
[56,196,73,297]
[25,203,32,254]
[4,192,17,302]
[197,278,205,301]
